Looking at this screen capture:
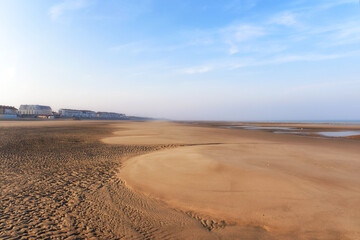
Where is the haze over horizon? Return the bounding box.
[1,0,360,121]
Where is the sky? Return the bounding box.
[0,0,360,121]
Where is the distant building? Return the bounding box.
[0,105,18,118]
[59,109,96,119]
[18,105,53,117]
[96,112,126,120]
[52,111,60,118]
[59,109,80,118]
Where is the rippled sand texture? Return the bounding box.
[0,121,227,239]
[2,121,360,239]
[105,121,360,240]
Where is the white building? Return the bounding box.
[18,105,52,117]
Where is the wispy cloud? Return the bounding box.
[175,51,352,75]
[109,0,360,77]
[227,24,265,42]
[49,0,91,20]
[221,24,266,54]
[176,51,360,75]
[303,20,360,47]
[318,0,357,9]
[328,21,360,46]
[269,12,298,26]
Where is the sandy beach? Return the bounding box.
[105,121,360,239]
[1,120,360,239]
[3,0,360,239]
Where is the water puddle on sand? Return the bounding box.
[222,125,296,130]
[317,131,360,137]
[275,130,360,137]
[223,126,360,138]
[273,131,304,134]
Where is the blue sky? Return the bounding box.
[1,0,359,120]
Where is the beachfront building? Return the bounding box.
[96,112,126,120]
[18,105,53,117]
[59,109,96,119]
[0,105,18,118]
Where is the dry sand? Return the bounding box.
[0,121,218,239]
[104,121,360,240]
[1,120,360,239]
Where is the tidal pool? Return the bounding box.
[317,131,360,137]
[222,125,296,130]
[221,126,360,138]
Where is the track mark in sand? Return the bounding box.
[185,211,228,231]
[0,124,216,239]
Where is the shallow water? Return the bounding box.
[274,130,360,137]
[273,131,303,134]
[245,126,296,130]
[223,125,296,130]
[222,125,360,137]
[317,131,360,137]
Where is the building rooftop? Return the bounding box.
[0,105,18,110]
[19,105,52,110]
[60,109,95,112]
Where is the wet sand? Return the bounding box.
[104,121,360,240]
[1,120,360,239]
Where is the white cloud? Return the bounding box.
[49,0,90,20]
[307,20,360,46]
[221,24,266,54]
[270,12,298,26]
[330,22,360,46]
[226,24,265,42]
[319,0,356,9]
[111,0,360,76]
